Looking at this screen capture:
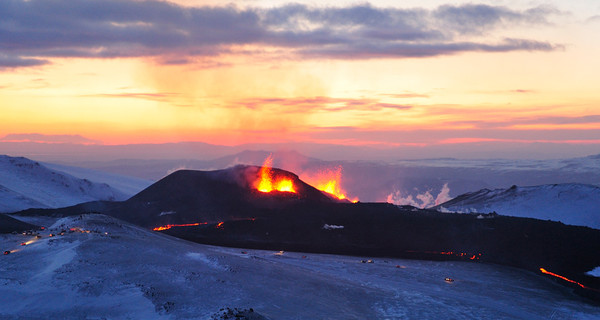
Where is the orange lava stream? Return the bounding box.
[539,268,587,289]
[153,222,207,231]
[406,250,482,260]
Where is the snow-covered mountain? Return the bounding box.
[1,213,598,319]
[42,161,152,196]
[435,183,600,229]
[0,155,130,213]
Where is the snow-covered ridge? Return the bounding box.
[0,155,129,213]
[435,183,600,229]
[42,161,152,196]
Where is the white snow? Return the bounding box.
[42,161,152,196]
[436,184,600,229]
[186,252,227,271]
[1,214,598,319]
[0,155,130,213]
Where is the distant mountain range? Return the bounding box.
[0,155,146,213]
[434,184,600,230]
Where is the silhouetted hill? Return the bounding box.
[0,214,38,233]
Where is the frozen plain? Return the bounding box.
[1,214,599,320]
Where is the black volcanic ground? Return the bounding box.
[15,165,600,302]
[0,214,38,233]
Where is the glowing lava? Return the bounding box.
[256,154,296,193]
[539,268,588,289]
[153,222,207,231]
[406,250,481,260]
[305,166,357,202]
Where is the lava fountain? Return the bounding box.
[256,154,296,193]
[304,166,357,202]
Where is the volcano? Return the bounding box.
[16,165,338,229]
[14,165,600,301]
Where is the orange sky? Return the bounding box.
[1,0,599,157]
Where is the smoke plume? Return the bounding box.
[386,183,452,208]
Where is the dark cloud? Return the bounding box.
[0,54,49,69]
[433,4,558,35]
[300,38,559,59]
[0,0,562,68]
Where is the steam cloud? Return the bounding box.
[386,183,452,208]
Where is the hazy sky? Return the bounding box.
[1,0,599,157]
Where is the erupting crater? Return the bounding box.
[304,166,358,202]
[255,155,296,193]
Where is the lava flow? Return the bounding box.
[256,154,296,193]
[305,166,357,202]
[539,268,588,289]
[153,222,208,231]
[406,250,482,260]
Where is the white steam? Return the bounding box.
[386,183,452,209]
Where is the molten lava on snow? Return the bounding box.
[256,154,296,193]
[305,166,357,202]
[539,268,589,289]
[153,222,208,231]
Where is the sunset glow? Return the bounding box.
[1,0,599,158]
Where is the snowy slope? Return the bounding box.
[1,214,598,319]
[435,184,600,229]
[0,155,128,213]
[42,161,152,196]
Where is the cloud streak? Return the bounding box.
[304,126,600,145]
[235,96,412,112]
[0,0,562,68]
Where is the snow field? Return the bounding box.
[1,214,599,319]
